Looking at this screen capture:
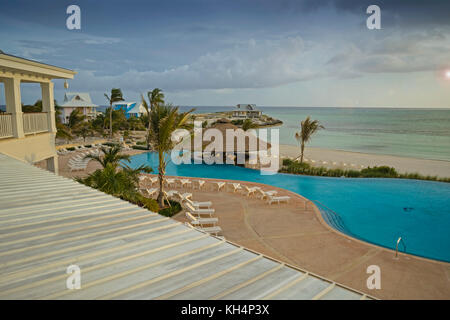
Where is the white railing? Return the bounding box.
[0,113,13,138]
[23,112,48,135]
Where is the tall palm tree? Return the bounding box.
[148,103,194,206]
[104,88,124,139]
[84,144,131,168]
[141,88,164,149]
[242,119,259,131]
[295,116,324,164]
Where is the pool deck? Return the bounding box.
[163,175,450,300]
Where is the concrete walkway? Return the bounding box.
[169,177,450,300]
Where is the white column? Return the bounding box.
[46,155,58,174]
[41,82,57,133]
[4,77,24,138]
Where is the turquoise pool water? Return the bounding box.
[129,152,450,262]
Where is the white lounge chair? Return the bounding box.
[185,212,218,226]
[192,180,206,190]
[178,178,191,189]
[212,181,225,191]
[267,195,290,204]
[241,185,258,197]
[184,202,215,217]
[140,188,157,198]
[148,176,158,186]
[184,197,213,209]
[164,178,175,187]
[255,188,278,199]
[227,183,242,193]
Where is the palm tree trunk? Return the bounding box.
[146,104,151,150]
[109,103,113,139]
[157,152,165,207]
[300,142,305,164]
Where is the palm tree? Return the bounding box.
[75,122,92,142]
[67,109,85,129]
[84,144,131,168]
[242,119,259,131]
[295,116,324,164]
[148,103,194,206]
[141,88,164,149]
[104,88,124,139]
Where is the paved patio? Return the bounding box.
[166,176,450,300]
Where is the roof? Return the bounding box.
[60,92,98,108]
[113,102,147,115]
[127,102,147,115]
[0,153,372,300]
[0,50,76,80]
[235,104,259,111]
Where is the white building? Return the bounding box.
[232,104,262,119]
[0,50,76,173]
[59,92,98,124]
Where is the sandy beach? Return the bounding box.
[279,144,450,178]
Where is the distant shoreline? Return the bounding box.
[279,144,450,178]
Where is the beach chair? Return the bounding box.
[255,188,278,199]
[148,176,158,186]
[227,183,242,193]
[164,178,175,187]
[184,202,215,217]
[184,197,213,209]
[163,190,180,199]
[266,194,290,205]
[140,188,157,198]
[241,185,258,197]
[192,180,206,190]
[180,179,192,188]
[185,212,221,236]
[212,181,225,191]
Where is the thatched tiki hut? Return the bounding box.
[188,118,271,166]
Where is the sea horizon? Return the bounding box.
[2,104,449,161]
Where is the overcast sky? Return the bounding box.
[1,0,449,107]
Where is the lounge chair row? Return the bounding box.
[138,187,222,236]
[139,176,291,205]
[67,149,101,171]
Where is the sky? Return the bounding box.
[0,0,449,108]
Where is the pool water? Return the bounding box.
[129,152,450,262]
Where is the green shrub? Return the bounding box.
[279,161,449,182]
[85,144,92,148]
[136,141,146,145]
[140,197,159,212]
[282,158,293,166]
[360,166,398,178]
[158,200,182,217]
[67,147,76,151]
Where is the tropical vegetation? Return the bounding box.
[295,116,324,164]
[146,99,194,206]
[75,145,158,210]
[280,159,450,182]
[104,88,125,139]
[141,88,165,149]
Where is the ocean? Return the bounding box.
[179,106,450,161]
[3,105,449,161]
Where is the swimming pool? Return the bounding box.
[129,152,450,262]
